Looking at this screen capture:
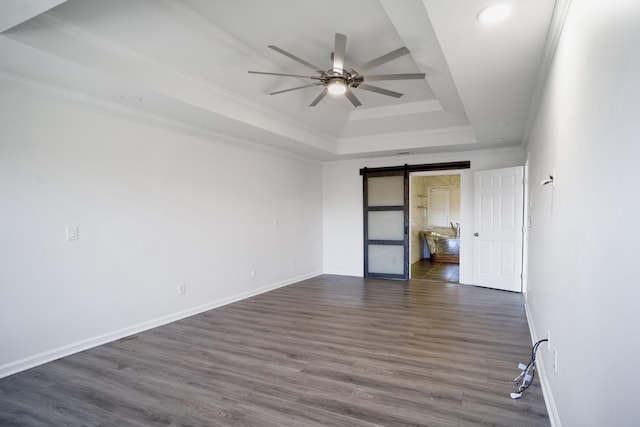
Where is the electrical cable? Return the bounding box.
[511,338,548,399]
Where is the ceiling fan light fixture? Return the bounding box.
[327,79,347,95]
[478,3,511,24]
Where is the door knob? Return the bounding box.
[474,232,479,237]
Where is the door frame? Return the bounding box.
[361,161,470,280]
[522,154,531,295]
[409,170,465,280]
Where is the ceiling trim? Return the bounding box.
[337,125,476,155]
[149,0,261,60]
[0,0,67,33]
[348,100,443,121]
[522,0,573,148]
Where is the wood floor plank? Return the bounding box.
[0,275,550,426]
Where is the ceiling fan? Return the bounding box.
[248,33,425,107]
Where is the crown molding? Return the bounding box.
[348,100,443,121]
[324,144,523,166]
[0,0,67,33]
[522,0,573,147]
[337,125,476,155]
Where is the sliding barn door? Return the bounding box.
[363,169,409,280]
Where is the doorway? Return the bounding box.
[360,161,470,280]
[361,163,524,291]
[410,173,461,283]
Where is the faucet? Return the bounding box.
[450,222,460,238]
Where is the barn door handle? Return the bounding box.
[474,232,479,237]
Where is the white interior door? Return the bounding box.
[473,166,524,292]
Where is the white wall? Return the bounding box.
[524,1,640,425]
[0,82,323,377]
[322,147,525,280]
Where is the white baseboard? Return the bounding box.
[524,302,562,427]
[0,271,322,379]
[322,269,363,277]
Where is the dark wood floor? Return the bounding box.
[0,275,549,426]
[412,259,460,282]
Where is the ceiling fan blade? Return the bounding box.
[268,45,324,74]
[309,88,328,107]
[344,89,362,107]
[355,47,410,73]
[269,83,322,95]
[356,83,403,98]
[358,73,426,82]
[333,33,347,72]
[248,71,321,79]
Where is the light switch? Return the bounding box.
[66,226,79,241]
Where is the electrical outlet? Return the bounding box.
[66,226,80,241]
[178,283,186,295]
[251,269,256,279]
[552,348,558,373]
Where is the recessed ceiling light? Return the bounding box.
[495,138,505,142]
[478,3,512,24]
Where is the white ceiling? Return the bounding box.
[0,0,557,160]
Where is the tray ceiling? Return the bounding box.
[0,0,557,160]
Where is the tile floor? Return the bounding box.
[411,258,459,282]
